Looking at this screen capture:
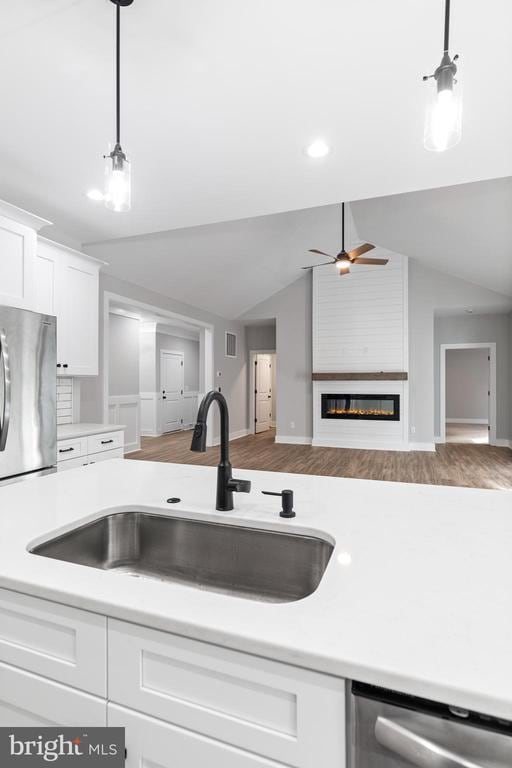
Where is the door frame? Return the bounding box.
[249,349,276,435]
[439,342,496,445]
[103,292,215,448]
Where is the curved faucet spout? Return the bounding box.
[190,391,250,511]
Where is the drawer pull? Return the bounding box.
[59,447,75,453]
[101,439,114,445]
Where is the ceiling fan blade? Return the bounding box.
[302,261,336,269]
[353,257,389,266]
[309,248,334,258]
[347,243,375,260]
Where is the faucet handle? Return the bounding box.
[262,489,295,518]
[228,478,251,494]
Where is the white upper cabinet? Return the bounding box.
[0,201,50,310]
[36,238,105,376]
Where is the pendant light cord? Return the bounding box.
[116,1,121,145]
[443,0,450,53]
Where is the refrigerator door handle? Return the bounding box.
[375,717,484,768]
[0,328,11,452]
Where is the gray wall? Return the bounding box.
[108,314,140,397]
[239,274,312,440]
[434,313,510,439]
[156,333,200,392]
[445,348,489,422]
[80,273,248,440]
[408,261,512,445]
[245,324,276,352]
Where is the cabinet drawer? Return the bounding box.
[108,619,345,767]
[87,447,124,464]
[57,437,87,462]
[0,589,107,696]
[57,456,89,472]
[109,704,285,768]
[87,431,124,456]
[0,661,106,727]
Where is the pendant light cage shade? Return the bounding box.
[424,77,462,152]
[104,145,131,212]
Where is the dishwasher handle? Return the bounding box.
[375,716,485,768]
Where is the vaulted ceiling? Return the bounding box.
[351,177,512,298]
[2,0,512,245]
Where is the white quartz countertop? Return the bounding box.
[57,423,126,440]
[0,459,511,719]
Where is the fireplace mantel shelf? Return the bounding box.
[312,372,408,381]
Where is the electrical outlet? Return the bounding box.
[290,421,295,430]
[411,426,416,434]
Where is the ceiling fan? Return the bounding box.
[302,202,388,275]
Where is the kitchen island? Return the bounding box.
[0,459,510,765]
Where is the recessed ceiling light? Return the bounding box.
[306,139,330,159]
[87,189,104,202]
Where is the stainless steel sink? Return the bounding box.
[30,511,334,603]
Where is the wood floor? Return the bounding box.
[127,428,512,491]
[446,422,489,445]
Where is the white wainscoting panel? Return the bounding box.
[313,254,408,373]
[140,392,159,437]
[108,395,140,453]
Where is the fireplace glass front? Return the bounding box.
[321,393,400,421]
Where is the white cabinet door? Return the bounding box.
[56,251,100,376]
[0,215,36,310]
[108,619,346,768]
[36,240,102,376]
[0,662,106,727]
[109,704,286,768]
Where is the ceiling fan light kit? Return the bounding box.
[302,203,389,276]
[103,0,133,212]
[423,0,462,152]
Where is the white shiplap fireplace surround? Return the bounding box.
[312,252,410,451]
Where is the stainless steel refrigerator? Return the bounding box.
[0,306,57,486]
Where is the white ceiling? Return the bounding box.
[351,176,512,298]
[1,0,512,244]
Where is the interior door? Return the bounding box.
[255,354,272,433]
[160,351,184,433]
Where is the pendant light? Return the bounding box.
[422,0,462,152]
[104,0,133,212]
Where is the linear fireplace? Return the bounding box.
[321,393,400,421]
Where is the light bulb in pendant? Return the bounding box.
[104,144,131,212]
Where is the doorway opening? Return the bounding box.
[103,292,214,451]
[250,350,276,435]
[440,343,496,445]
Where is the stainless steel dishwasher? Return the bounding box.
[350,681,512,767]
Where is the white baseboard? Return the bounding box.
[276,435,313,445]
[409,442,436,452]
[211,429,249,446]
[312,437,408,451]
[494,438,512,449]
[446,418,489,425]
[434,435,443,444]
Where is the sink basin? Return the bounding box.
[30,511,333,603]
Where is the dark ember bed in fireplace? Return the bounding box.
[321,394,400,421]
